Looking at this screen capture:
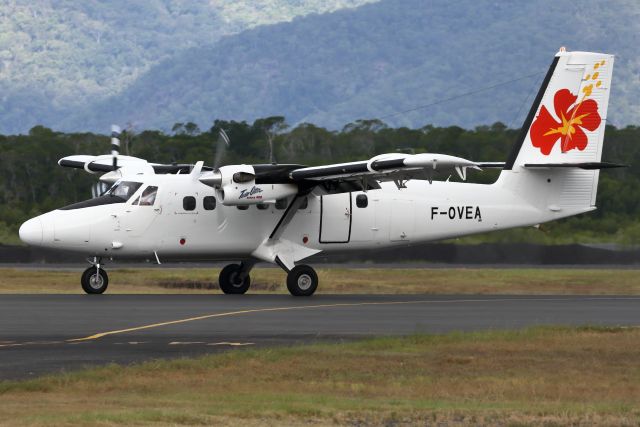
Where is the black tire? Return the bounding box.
[81,267,109,294]
[286,265,318,296]
[219,264,251,294]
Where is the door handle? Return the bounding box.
[154,207,162,214]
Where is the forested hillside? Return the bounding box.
[1,121,638,245]
[0,0,638,134]
[0,0,375,134]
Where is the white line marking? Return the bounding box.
[207,342,254,346]
[169,341,206,345]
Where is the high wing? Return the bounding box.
[58,154,215,183]
[288,153,482,187]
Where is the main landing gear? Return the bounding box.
[218,262,252,294]
[286,265,318,296]
[81,257,109,294]
[218,261,319,296]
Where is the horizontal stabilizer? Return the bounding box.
[524,162,627,170]
[477,162,506,168]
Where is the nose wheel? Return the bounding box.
[81,266,109,294]
[287,265,318,296]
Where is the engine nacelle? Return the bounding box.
[201,165,298,206]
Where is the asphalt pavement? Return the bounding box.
[1,294,639,380]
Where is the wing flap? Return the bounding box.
[289,153,481,183]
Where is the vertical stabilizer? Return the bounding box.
[499,49,614,213]
[506,49,614,169]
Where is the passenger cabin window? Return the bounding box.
[356,194,368,208]
[298,197,308,210]
[137,186,158,206]
[183,196,196,211]
[256,203,269,210]
[275,198,288,210]
[203,196,216,210]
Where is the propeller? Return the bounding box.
[111,124,121,170]
[201,128,230,188]
[214,128,230,170]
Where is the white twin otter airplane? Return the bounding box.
[20,49,622,296]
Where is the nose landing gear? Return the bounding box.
[81,257,109,294]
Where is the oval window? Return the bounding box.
[203,196,216,210]
[356,194,368,208]
[183,196,196,211]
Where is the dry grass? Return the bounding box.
[0,267,639,295]
[1,326,639,426]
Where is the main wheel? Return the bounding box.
[219,264,251,294]
[287,265,318,296]
[81,267,109,294]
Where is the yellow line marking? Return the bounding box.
[66,296,640,343]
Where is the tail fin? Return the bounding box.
[499,49,615,214]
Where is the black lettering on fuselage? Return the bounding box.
[429,206,482,222]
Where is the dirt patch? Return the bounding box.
[156,279,217,290]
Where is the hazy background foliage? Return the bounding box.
[0,0,637,134]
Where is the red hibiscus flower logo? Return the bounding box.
[530,88,601,155]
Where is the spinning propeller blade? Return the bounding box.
[111,125,121,170]
[214,128,230,170]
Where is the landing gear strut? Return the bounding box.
[219,261,253,294]
[286,265,318,297]
[81,257,109,294]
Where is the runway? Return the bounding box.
[1,294,639,380]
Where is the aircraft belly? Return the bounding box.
[150,204,279,258]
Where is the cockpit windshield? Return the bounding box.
[58,180,143,211]
[108,181,142,201]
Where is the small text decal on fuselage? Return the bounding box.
[239,186,264,200]
[431,206,482,222]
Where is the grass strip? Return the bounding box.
[0,267,639,294]
[1,326,639,426]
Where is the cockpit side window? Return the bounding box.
[108,181,142,201]
[138,186,158,206]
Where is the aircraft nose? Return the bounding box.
[19,217,43,246]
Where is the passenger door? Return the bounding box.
[319,193,352,243]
